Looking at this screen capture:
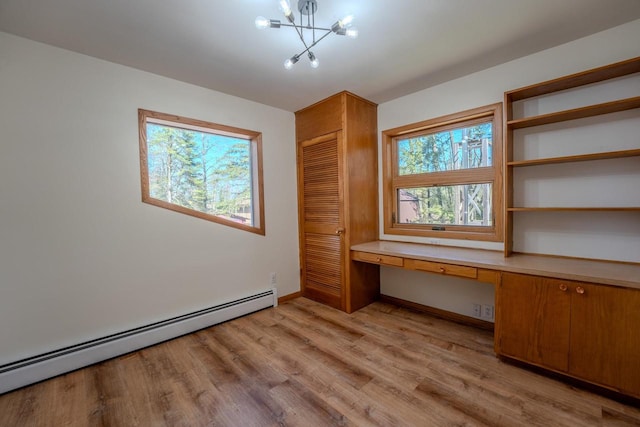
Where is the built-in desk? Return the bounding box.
[351,240,640,400]
[351,240,640,289]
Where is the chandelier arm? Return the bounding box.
[307,29,333,49]
[312,8,316,44]
[292,29,332,58]
[278,23,331,31]
[290,21,310,51]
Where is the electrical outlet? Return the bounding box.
[482,304,494,320]
[270,272,277,285]
[472,303,482,318]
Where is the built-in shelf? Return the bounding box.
[506,56,640,102]
[507,149,640,167]
[506,96,640,130]
[504,56,640,258]
[507,207,640,212]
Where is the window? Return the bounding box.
[138,109,265,235]
[382,103,503,241]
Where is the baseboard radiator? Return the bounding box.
[0,288,277,395]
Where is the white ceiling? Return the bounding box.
[2,0,640,112]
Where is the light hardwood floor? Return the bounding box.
[1,298,639,426]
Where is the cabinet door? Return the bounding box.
[497,273,571,372]
[298,132,345,310]
[569,284,640,396]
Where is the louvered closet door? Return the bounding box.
[298,131,345,310]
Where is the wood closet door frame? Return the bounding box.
[297,131,347,310]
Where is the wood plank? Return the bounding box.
[507,149,640,167]
[507,207,640,212]
[505,56,640,101]
[1,298,639,426]
[506,96,640,129]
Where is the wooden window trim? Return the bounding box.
[138,109,265,235]
[382,103,503,242]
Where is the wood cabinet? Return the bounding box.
[497,272,640,398]
[504,56,640,257]
[295,92,379,313]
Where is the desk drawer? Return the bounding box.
[405,259,477,279]
[352,251,404,267]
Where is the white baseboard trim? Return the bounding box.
[0,288,276,394]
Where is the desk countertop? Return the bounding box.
[351,241,640,290]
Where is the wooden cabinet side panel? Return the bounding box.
[348,261,380,313]
[497,273,571,372]
[504,91,514,256]
[569,284,640,397]
[344,94,379,312]
[344,94,378,245]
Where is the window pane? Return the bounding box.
[397,184,493,226]
[146,123,253,226]
[397,122,492,175]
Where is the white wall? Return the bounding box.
[0,32,299,366]
[378,19,640,320]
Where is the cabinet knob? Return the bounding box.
[335,227,345,235]
[576,286,585,295]
[559,283,568,292]
[439,267,446,273]
[376,257,382,262]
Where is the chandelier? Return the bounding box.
[255,0,358,69]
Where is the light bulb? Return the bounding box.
[332,14,354,33]
[255,16,269,30]
[284,55,299,69]
[339,15,354,28]
[279,0,292,17]
[309,52,319,68]
[345,28,358,38]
